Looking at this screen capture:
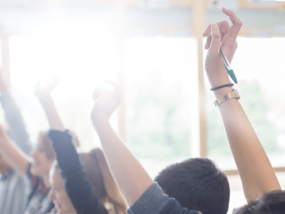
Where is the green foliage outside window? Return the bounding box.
[127,71,191,161]
[207,80,283,156]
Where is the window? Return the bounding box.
[124,37,199,177]
[9,35,118,150]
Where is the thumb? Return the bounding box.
[209,23,221,53]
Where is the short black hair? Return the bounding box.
[155,158,230,214]
[235,190,285,214]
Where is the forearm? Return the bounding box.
[0,131,30,176]
[38,95,64,131]
[214,87,281,201]
[0,91,32,154]
[48,130,93,213]
[92,115,153,206]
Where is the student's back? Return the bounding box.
[155,158,230,214]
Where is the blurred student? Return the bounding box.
[89,7,281,214]
[47,131,127,214]
[0,78,79,214]
[37,78,127,214]
[0,78,55,214]
[0,123,54,214]
[0,73,32,214]
[47,129,108,214]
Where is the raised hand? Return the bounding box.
[0,69,8,93]
[90,81,153,207]
[203,9,281,202]
[203,7,242,87]
[35,76,64,131]
[34,76,59,99]
[91,81,121,121]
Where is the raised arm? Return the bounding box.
[203,8,281,202]
[0,71,32,154]
[35,77,64,131]
[48,130,108,214]
[0,125,30,176]
[90,82,153,206]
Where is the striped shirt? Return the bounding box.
[0,169,28,214]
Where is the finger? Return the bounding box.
[92,88,102,101]
[202,24,212,37]
[35,81,41,88]
[45,76,59,87]
[93,88,111,101]
[202,21,230,37]
[219,20,230,36]
[209,23,221,53]
[204,35,212,50]
[105,80,121,94]
[222,7,242,41]
[35,79,45,92]
[44,77,50,85]
[50,75,60,85]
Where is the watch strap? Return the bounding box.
[214,89,240,107]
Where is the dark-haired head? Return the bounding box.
[30,131,80,176]
[30,130,80,177]
[235,190,285,214]
[155,158,230,214]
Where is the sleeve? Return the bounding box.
[0,91,32,154]
[48,130,108,214]
[127,183,199,214]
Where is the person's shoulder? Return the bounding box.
[127,182,199,214]
[159,198,199,214]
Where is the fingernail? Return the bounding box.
[212,23,218,30]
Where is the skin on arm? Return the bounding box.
[35,77,65,132]
[0,70,8,93]
[0,125,30,176]
[0,70,32,154]
[91,82,153,206]
[204,8,281,202]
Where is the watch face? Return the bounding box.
[234,89,240,99]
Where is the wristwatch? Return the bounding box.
[214,89,240,107]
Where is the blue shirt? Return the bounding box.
[127,183,199,214]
